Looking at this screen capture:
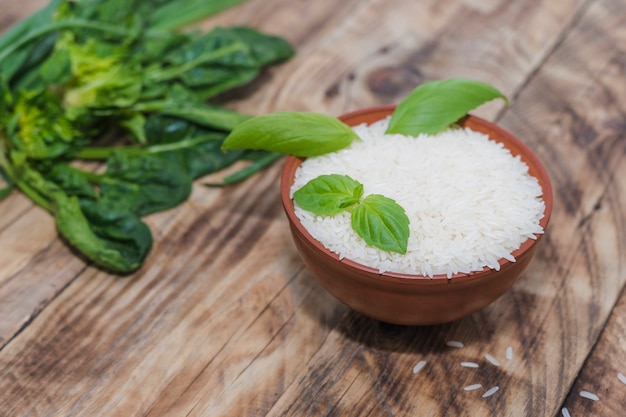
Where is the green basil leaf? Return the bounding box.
[386,78,509,135]
[222,112,359,157]
[351,194,409,254]
[293,174,363,215]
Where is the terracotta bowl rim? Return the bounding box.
[279,105,553,286]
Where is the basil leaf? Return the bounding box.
[222,112,359,157]
[386,78,509,135]
[351,194,409,254]
[293,174,363,215]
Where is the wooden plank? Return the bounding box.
[204,0,586,118]
[558,285,626,416]
[0,0,620,416]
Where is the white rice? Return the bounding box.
[461,361,479,368]
[464,384,482,391]
[485,354,500,367]
[579,391,599,401]
[618,372,626,385]
[561,407,571,417]
[482,386,500,398]
[506,346,513,361]
[290,117,545,277]
[446,340,464,348]
[412,360,426,374]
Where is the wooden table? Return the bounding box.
[1,0,625,415]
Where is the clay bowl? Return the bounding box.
[279,105,553,325]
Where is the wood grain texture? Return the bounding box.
[559,285,626,416]
[1,0,626,416]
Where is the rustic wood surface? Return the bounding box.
[1,0,625,416]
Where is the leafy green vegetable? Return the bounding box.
[222,112,359,157]
[0,0,294,273]
[386,78,509,135]
[293,175,409,254]
[293,174,363,215]
[351,194,409,254]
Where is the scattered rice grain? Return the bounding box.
[579,390,599,401]
[412,360,426,374]
[482,386,499,398]
[618,372,626,385]
[464,384,482,391]
[461,361,479,368]
[506,346,513,360]
[561,407,571,417]
[446,340,464,348]
[485,353,500,366]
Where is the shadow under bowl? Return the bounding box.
[280,105,553,325]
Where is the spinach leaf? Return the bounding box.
[6,158,151,273]
[101,151,193,216]
[351,194,409,254]
[58,196,152,274]
[40,162,97,200]
[148,27,294,99]
[222,112,359,157]
[293,174,363,215]
[143,114,245,179]
[0,0,295,274]
[386,78,509,135]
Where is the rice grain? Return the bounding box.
[485,354,500,366]
[461,362,479,368]
[482,386,499,398]
[618,372,626,385]
[446,340,464,348]
[412,360,426,374]
[464,384,482,391]
[506,346,513,360]
[561,407,571,417]
[579,390,599,401]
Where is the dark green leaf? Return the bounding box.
[293,174,363,215]
[150,27,294,99]
[143,114,245,179]
[386,78,509,135]
[222,112,359,157]
[101,151,193,216]
[40,162,97,200]
[351,194,409,254]
[54,195,153,274]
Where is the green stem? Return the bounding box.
[75,133,224,160]
[146,42,246,82]
[0,152,53,212]
[206,152,282,186]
